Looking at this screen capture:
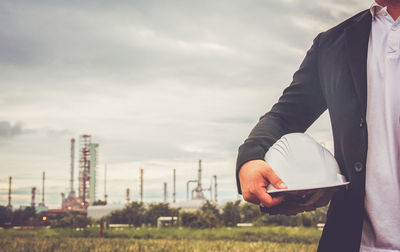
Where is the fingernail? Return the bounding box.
[279,182,287,189]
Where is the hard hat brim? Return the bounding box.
[261,182,349,216]
[267,174,349,194]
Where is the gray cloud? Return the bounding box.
[0,0,368,207]
[0,121,24,138]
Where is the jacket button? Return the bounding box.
[354,162,363,172]
[359,118,364,128]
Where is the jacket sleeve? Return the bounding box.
[236,33,327,194]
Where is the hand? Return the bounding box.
[239,160,287,207]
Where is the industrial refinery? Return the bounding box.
[4,134,219,218]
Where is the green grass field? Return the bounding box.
[0,238,317,252]
[0,226,321,251]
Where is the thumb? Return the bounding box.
[261,165,287,190]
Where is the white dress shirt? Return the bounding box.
[360,1,400,252]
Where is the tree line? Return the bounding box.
[106,200,327,228]
[0,201,327,229]
[0,206,39,227]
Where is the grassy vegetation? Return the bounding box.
[0,226,321,243]
[0,238,318,252]
[103,226,321,243]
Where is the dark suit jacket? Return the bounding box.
[236,9,373,252]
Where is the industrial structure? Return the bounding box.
[78,134,99,206]
[173,169,176,203]
[126,188,130,204]
[213,175,218,202]
[31,187,36,208]
[193,160,205,200]
[3,134,225,219]
[36,172,48,213]
[12,174,45,212]
[61,138,84,212]
[163,182,167,203]
[104,164,108,204]
[70,138,75,194]
[140,168,144,202]
[184,160,217,202]
[16,172,48,213]
[170,160,219,212]
[39,172,46,207]
[167,165,216,213]
[62,135,100,213]
[88,162,220,219]
[7,176,12,209]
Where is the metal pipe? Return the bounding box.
[186,180,198,201]
[191,188,195,200]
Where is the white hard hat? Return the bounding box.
[261,133,349,215]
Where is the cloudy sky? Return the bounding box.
[0,0,368,208]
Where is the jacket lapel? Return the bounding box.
[344,10,372,118]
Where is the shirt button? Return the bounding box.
[354,162,363,173]
[391,25,399,31]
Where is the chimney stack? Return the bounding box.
[214,175,217,202]
[40,172,45,206]
[70,138,75,193]
[104,164,108,204]
[163,182,167,203]
[61,192,65,207]
[198,160,202,190]
[140,168,144,202]
[31,187,36,208]
[7,176,12,209]
[126,188,130,204]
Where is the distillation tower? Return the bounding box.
[78,134,99,206]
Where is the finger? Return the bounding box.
[242,193,260,205]
[261,165,287,189]
[248,197,261,205]
[254,187,285,208]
